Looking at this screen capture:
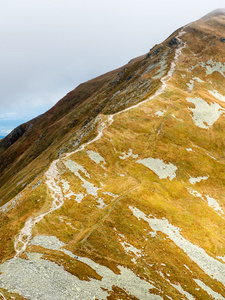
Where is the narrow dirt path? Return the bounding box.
[110,29,186,118]
[13,29,186,257]
[14,159,63,257]
[13,116,111,257]
[73,185,140,246]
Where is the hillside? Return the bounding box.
[1,9,225,299]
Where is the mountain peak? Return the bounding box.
[201,8,225,20]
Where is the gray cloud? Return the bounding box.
[0,0,224,135]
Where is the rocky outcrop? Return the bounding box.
[0,115,41,150]
[169,37,180,46]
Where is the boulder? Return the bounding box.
[169,37,179,46]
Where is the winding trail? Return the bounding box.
[14,160,63,257]
[111,29,186,118]
[13,29,186,257]
[14,116,112,257]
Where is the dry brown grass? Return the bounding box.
[1,13,225,298]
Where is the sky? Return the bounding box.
[0,0,225,137]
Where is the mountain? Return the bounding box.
[1,9,225,299]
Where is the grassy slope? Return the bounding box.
[0,52,163,205]
[1,12,225,299]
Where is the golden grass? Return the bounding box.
[1,15,225,298]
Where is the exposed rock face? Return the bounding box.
[0,115,41,149]
[1,9,225,300]
[169,37,180,46]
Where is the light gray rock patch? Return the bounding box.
[61,179,70,191]
[188,188,203,199]
[190,188,223,218]
[0,235,162,300]
[130,206,225,286]
[171,283,195,300]
[117,233,142,263]
[77,256,162,300]
[205,195,224,215]
[155,110,166,117]
[187,77,204,91]
[209,90,225,103]
[121,241,142,263]
[193,77,204,83]
[142,51,168,79]
[119,149,138,160]
[81,181,99,197]
[189,175,209,185]
[159,272,195,299]
[217,256,225,263]
[137,157,177,180]
[96,198,106,209]
[30,235,65,250]
[152,56,168,80]
[87,150,106,164]
[74,193,85,203]
[189,64,198,71]
[64,160,99,196]
[65,192,76,199]
[194,279,225,300]
[61,179,84,202]
[0,254,107,300]
[187,79,194,91]
[201,59,225,77]
[187,97,224,129]
[64,160,90,178]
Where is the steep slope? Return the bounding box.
[0,49,168,205]
[1,9,225,299]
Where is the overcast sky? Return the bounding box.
[0,0,224,136]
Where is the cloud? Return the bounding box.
[0,112,17,120]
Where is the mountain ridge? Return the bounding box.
[0,26,181,205]
[1,10,225,299]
